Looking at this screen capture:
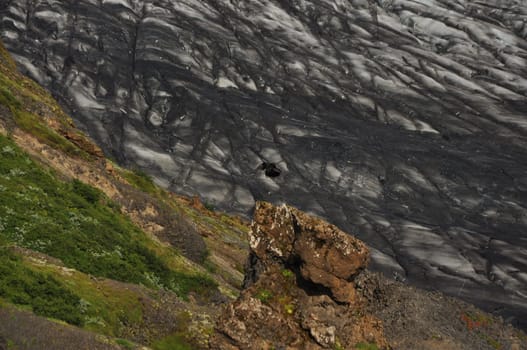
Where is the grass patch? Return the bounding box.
[0,135,216,298]
[151,334,193,350]
[355,342,379,350]
[13,109,86,158]
[33,264,145,336]
[72,179,102,204]
[120,168,160,195]
[0,63,89,159]
[0,85,21,110]
[0,249,83,326]
[115,338,135,349]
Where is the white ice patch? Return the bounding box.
[127,143,179,175]
[147,110,164,127]
[385,109,416,131]
[399,222,476,276]
[396,165,436,191]
[70,81,105,110]
[187,170,231,204]
[2,30,19,41]
[102,0,133,9]
[234,185,255,209]
[324,162,342,183]
[11,54,46,85]
[260,147,283,164]
[276,124,321,138]
[414,120,439,134]
[350,171,382,199]
[216,76,238,89]
[370,248,406,275]
[3,16,26,31]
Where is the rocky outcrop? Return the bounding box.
[247,201,369,304]
[211,202,388,349]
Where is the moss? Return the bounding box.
[334,339,344,350]
[119,167,160,196]
[281,269,295,279]
[255,289,273,303]
[203,258,218,274]
[151,334,193,350]
[283,303,294,315]
[355,343,378,350]
[0,86,21,110]
[115,338,135,349]
[6,339,17,350]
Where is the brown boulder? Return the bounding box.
[249,201,369,303]
[211,202,388,349]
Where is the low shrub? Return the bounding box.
[71,179,101,204]
[0,135,216,298]
[0,250,83,326]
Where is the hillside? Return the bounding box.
[0,40,249,349]
[1,39,527,349]
[1,0,526,327]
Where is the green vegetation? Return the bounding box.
[34,264,145,335]
[283,303,294,315]
[71,179,102,204]
[0,135,216,298]
[115,338,135,349]
[255,289,273,303]
[281,269,295,279]
[482,335,502,350]
[14,109,85,158]
[6,339,17,349]
[151,311,195,350]
[0,249,83,326]
[151,334,193,350]
[0,76,88,159]
[355,342,379,350]
[120,167,160,195]
[0,85,20,109]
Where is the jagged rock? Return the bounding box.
[249,201,369,303]
[62,130,105,158]
[211,202,388,349]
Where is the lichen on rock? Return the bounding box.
[211,201,388,349]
